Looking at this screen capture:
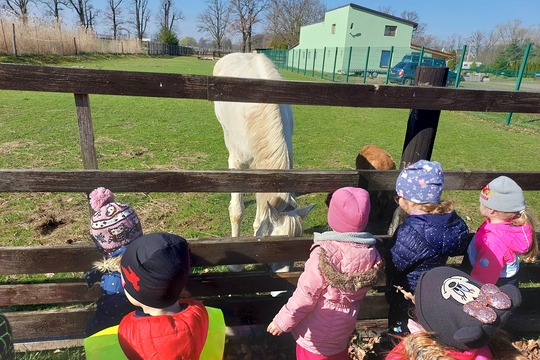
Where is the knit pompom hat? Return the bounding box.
[396,160,444,204]
[479,176,526,213]
[89,187,143,258]
[328,187,370,232]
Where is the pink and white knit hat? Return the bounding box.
[89,187,143,258]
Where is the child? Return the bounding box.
[386,266,524,360]
[465,176,538,286]
[84,187,143,336]
[386,160,469,337]
[118,232,225,359]
[267,187,383,359]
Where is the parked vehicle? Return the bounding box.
[401,55,447,68]
[388,61,463,86]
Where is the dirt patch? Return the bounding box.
[33,213,66,235]
[0,140,35,155]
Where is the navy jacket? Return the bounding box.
[388,211,469,293]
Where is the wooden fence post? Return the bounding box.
[1,20,8,53]
[74,93,98,214]
[11,23,17,57]
[399,66,448,168]
[74,94,98,170]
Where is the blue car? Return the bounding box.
[388,61,463,86]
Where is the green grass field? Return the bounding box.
[0,53,539,359]
[0,54,538,248]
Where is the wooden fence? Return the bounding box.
[0,63,539,352]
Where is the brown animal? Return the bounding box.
[356,144,396,171]
[326,144,399,235]
[357,145,400,235]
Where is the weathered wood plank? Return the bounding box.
[0,64,209,99]
[0,169,538,193]
[74,94,98,170]
[0,237,316,274]
[0,272,303,306]
[15,339,84,353]
[1,64,540,113]
[4,308,94,341]
[1,294,391,341]
[6,289,538,343]
[0,283,101,306]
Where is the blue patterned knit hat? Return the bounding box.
[396,160,444,204]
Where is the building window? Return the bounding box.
[331,24,336,34]
[380,50,391,68]
[384,25,397,36]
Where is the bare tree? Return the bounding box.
[266,0,326,49]
[377,6,394,16]
[467,30,485,60]
[159,0,183,32]
[68,0,95,28]
[4,0,31,23]
[106,0,124,39]
[400,10,427,44]
[229,0,266,53]
[496,19,530,45]
[476,29,501,64]
[197,0,230,51]
[414,34,441,49]
[131,0,150,41]
[37,0,69,22]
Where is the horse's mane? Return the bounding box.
[248,53,283,80]
[247,103,291,170]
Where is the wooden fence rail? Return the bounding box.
[1,64,540,112]
[0,170,538,193]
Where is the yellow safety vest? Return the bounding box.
[84,306,225,360]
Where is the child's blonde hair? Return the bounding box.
[394,330,526,360]
[414,199,455,215]
[513,209,538,263]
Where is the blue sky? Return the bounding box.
[92,1,539,41]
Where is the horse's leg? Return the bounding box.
[229,192,244,237]
[228,157,246,272]
[253,193,271,236]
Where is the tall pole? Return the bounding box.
[506,43,532,126]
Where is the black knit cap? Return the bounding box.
[415,266,521,351]
[120,232,190,309]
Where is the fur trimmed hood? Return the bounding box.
[319,247,383,291]
[93,255,122,273]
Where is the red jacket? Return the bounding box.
[118,299,209,359]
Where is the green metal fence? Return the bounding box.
[261,44,540,85]
[261,46,416,84]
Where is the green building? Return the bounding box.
[289,3,424,74]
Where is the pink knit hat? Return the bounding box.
[89,187,143,258]
[328,187,371,232]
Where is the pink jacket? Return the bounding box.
[272,232,382,356]
[469,220,533,284]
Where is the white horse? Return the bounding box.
[213,53,314,271]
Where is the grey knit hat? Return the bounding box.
[479,176,525,212]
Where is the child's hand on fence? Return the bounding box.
[267,322,283,336]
